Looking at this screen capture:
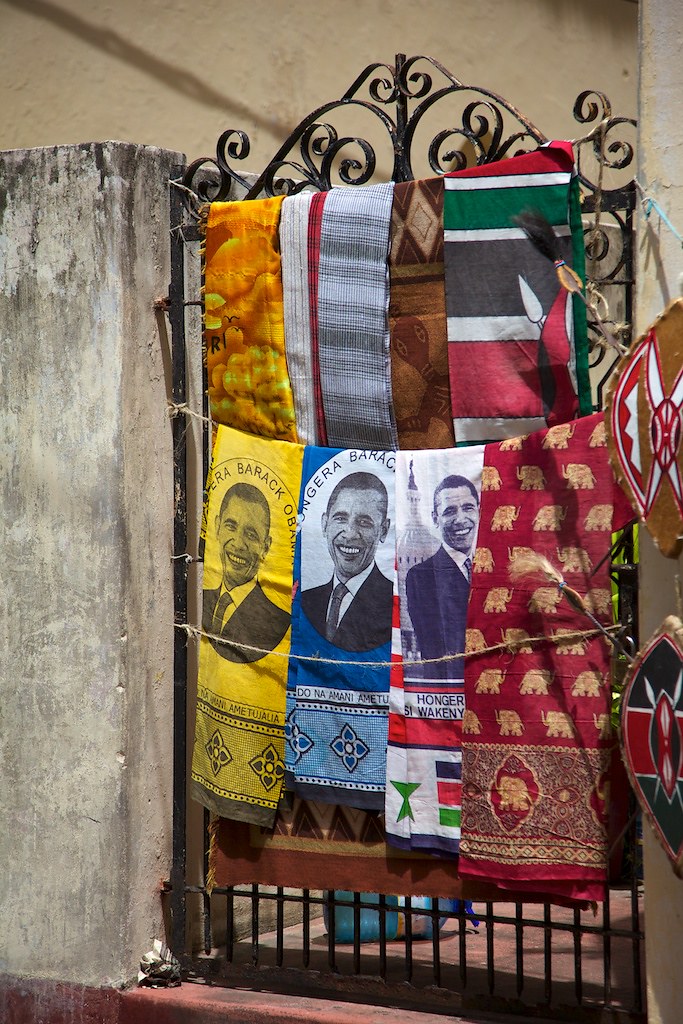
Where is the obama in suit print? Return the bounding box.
[203,482,290,663]
[301,472,393,653]
[406,474,479,678]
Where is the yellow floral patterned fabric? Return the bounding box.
[203,197,298,441]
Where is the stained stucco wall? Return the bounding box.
[637,3,683,1021]
[0,142,180,987]
[0,0,637,171]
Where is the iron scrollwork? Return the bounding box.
[179,53,637,404]
[181,54,635,208]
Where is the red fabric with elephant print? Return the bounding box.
[459,412,634,900]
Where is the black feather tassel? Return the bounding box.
[513,209,563,263]
[514,208,584,294]
[515,208,626,353]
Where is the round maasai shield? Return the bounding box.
[605,298,683,558]
[621,615,683,877]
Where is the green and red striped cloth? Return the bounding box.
[443,141,591,445]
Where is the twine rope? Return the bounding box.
[174,621,620,668]
[569,116,611,149]
[168,401,212,424]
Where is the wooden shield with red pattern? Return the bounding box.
[621,616,683,877]
[605,298,683,558]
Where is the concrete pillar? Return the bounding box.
[637,4,683,1022]
[0,142,182,996]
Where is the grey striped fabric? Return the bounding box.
[317,183,398,450]
[280,191,317,444]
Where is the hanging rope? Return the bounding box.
[174,620,622,668]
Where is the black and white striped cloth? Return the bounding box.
[317,183,398,450]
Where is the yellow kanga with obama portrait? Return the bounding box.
[191,425,304,826]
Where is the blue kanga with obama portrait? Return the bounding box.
[285,445,396,808]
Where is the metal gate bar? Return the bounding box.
[179,869,643,1018]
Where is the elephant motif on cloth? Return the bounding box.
[483,587,513,613]
[475,669,506,694]
[519,669,553,695]
[482,466,502,490]
[491,505,521,530]
[473,547,494,573]
[571,670,604,697]
[501,628,532,654]
[562,462,597,489]
[541,710,576,738]
[516,465,546,490]
[553,629,589,656]
[459,411,635,893]
[465,628,487,654]
[508,546,536,570]
[499,435,527,451]
[541,423,575,449]
[584,504,612,531]
[556,546,592,573]
[529,586,562,614]
[495,709,524,736]
[462,709,483,734]
[585,589,612,616]
[593,712,611,739]
[533,505,567,531]
[496,774,532,812]
[588,420,607,448]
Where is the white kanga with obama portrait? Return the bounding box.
[191,425,303,827]
[386,445,484,856]
[285,446,396,809]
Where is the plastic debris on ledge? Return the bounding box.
[137,939,181,987]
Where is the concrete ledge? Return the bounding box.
[0,977,121,1024]
[121,985,494,1024]
[0,975,565,1024]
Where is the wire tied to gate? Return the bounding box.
[635,177,683,248]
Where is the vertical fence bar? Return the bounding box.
[226,887,235,962]
[515,902,524,997]
[378,894,387,980]
[573,906,583,1006]
[251,884,260,966]
[602,882,613,1005]
[353,892,361,974]
[458,902,468,990]
[276,886,285,966]
[431,898,442,988]
[169,166,189,962]
[326,890,337,972]
[302,888,311,968]
[485,902,495,995]
[404,896,414,984]
[543,903,552,1006]
[203,806,212,954]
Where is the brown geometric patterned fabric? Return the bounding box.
[389,178,454,450]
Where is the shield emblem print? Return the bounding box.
[605,298,683,558]
[621,616,683,876]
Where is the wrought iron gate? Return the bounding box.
[167,55,644,1022]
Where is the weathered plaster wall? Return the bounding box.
[637,2,683,1022]
[0,142,181,987]
[0,0,636,169]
